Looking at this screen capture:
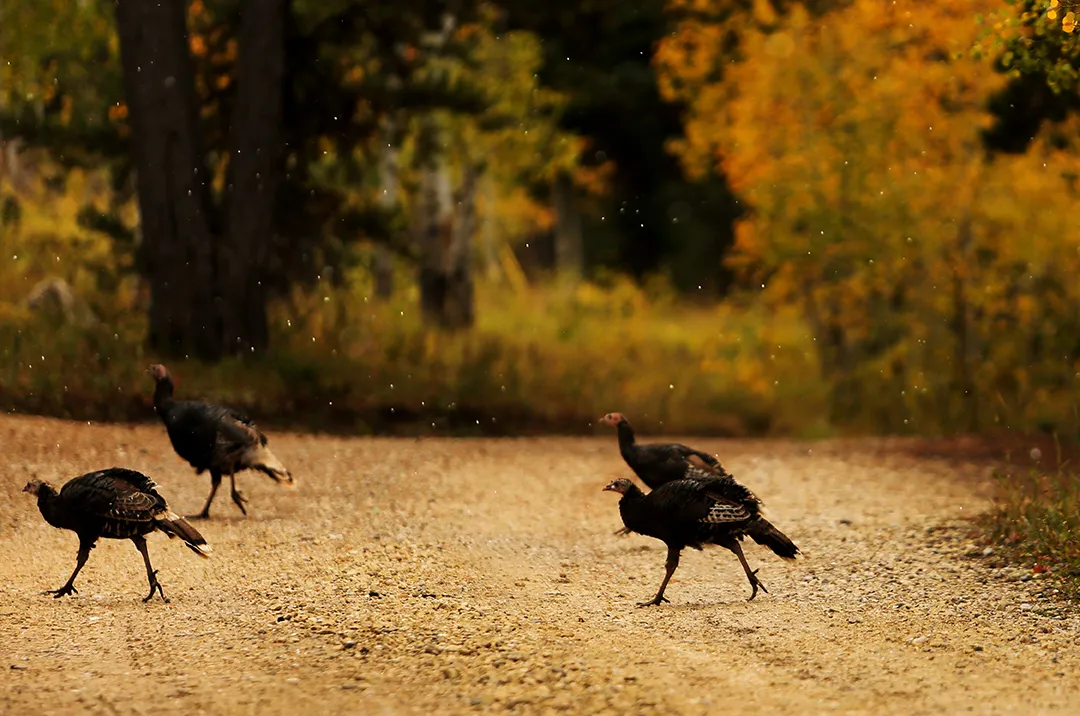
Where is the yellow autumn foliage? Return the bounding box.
[661,0,1080,433]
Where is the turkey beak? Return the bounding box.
[602,482,618,492]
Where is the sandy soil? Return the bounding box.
[1,414,1078,715]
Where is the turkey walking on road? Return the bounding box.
[603,467,799,606]
[23,467,212,602]
[600,412,727,535]
[149,364,294,519]
[599,412,726,488]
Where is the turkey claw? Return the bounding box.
[636,595,670,607]
[613,527,631,536]
[231,491,249,515]
[747,568,769,601]
[143,570,169,603]
[44,585,77,598]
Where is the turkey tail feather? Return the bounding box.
[243,444,295,487]
[746,517,799,560]
[155,511,213,558]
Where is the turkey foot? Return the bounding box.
[44,584,78,598]
[134,539,170,603]
[636,595,670,608]
[728,541,770,601]
[143,570,169,603]
[637,548,680,607]
[231,490,249,515]
[747,568,769,601]
[191,472,222,520]
[613,526,631,536]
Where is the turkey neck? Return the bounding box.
[616,421,637,460]
[35,485,64,528]
[153,378,176,416]
[617,484,648,531]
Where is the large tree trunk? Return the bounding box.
[220,0,286,355]
[114,0,218,360]
[553,172,583,281]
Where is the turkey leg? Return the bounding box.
[638,546,680,607]
[133,536,168,603]
[45,540,92,598]
[192,469,223,520]
[229,472,249,515]
[728,539,768,601]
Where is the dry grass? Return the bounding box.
[0,270,825,437]
[980,463,1080,598]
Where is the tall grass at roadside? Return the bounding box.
[0,272,827,437]
[979,461,1080,598]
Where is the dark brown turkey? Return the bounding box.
[149,363,294,519]
[23,468,212,602]
[603,466,799,606]
[599,412,725,488]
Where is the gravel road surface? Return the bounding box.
[1,414,1077,715]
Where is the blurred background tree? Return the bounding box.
[2,0,1080,439]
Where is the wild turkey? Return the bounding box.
[22,467,212,602]
[149,364,294,519]
[602,466,799,606]
[600,412,725,487]
[600,412,727,535]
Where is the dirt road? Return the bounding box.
[1,414,1077,715]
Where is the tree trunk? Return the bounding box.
[410,13,474,330]
[553,172,583,280]
[479,174,500,281]
[951,210,978,433]
[114,0,218,359]
[413,114,476,330]
[374,113,400,299]
[446,162,478,328]
[803,281,856,425]
[220,0,286,355]
[415,114,453,327]
[373,248,395,300]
